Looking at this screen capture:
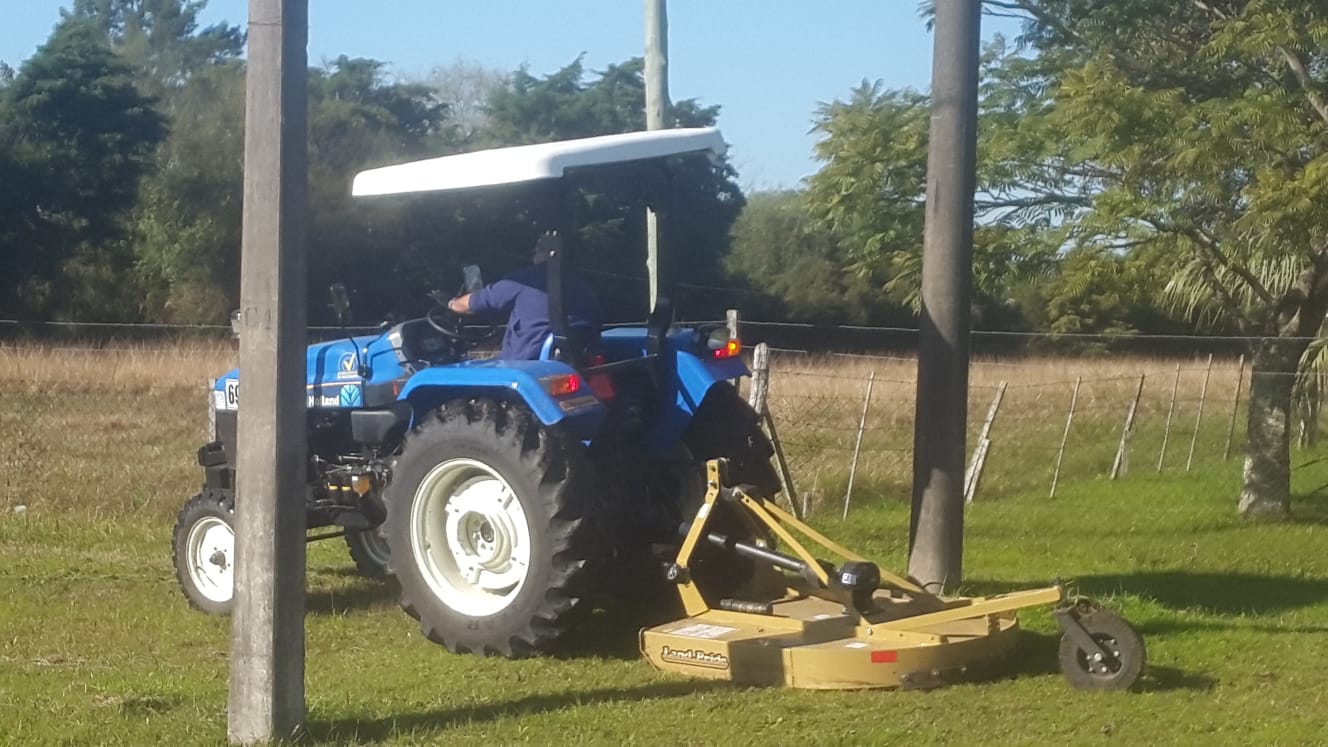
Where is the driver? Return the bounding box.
[448,239,602,361]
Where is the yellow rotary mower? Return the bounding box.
[641,460,1145,691]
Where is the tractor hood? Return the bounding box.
[350,128,727,196]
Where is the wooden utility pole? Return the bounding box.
[228,0,309,743]
[908,0,982,591]
[644,0,670,313]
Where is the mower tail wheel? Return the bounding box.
[1058,610,1146,691]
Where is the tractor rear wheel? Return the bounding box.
[683,385,784,599]
[172,489,235,615]
[384,399,598,657]
[684,384,780,497]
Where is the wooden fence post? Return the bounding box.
[843,371,877,520]
[1158,363,1182,472]
[747,343,802,519]
[1111,374,1146,480]
[1224,354,1246,461]
[747,342,770,414]
[1050,377,1081,499]
[1186,353,1214,472]
[965,381,1007,503]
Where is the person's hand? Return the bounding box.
[448,294,470,314]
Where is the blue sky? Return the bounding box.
[1,1,1021,190]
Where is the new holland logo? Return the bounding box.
[660,646,730,670]
[338,384,362,408]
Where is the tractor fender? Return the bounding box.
[397,359,606,440]
[650,346,751,452]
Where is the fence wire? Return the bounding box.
[1,334,1323,518]
[751,349,1326,514]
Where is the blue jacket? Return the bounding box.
[468,264,601,360]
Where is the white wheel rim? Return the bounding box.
[187,515,234,603]
[410,458,532,617]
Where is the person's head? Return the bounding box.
[531,245,551,265]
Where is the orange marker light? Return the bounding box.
[713,339,741,360]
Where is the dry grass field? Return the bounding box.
[0,341,1252,518]
[764,351,1250,513]
[6,341,1328,745]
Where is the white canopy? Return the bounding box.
[351,127,727,197]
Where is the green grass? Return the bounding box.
[5,465,1328,744]
[4,359,1328,744]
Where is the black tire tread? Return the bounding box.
[344,528,392,578]
[684,384,780,497]
[171,488,235,616]
[1058,611,1146,691]
[386,398,598,658]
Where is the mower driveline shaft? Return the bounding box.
[698,528,808,575]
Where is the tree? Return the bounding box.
[422,59,508,142]
[810,1,1325,515]
[303,56,456,321]
[66,0,243,92]
[996,0,1328,516]
[129,63,244,322]
[803,78,1059,332]
[725,190,906,323]
[0,18,166,319]
[134,55,457,324]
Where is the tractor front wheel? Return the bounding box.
[171,489,235,615]
[384,399,598,657]
[345,525,392,578]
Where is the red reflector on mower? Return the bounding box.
[541,374,582,397]
[713,339,741,360]
[871,650,898,664]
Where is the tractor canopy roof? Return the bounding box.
[351,127,727,197]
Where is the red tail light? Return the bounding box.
[540,374,582,397]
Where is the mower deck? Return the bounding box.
[641,460,1143,691]
[643,585,1058,690]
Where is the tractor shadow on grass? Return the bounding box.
[555,595,692,661]
[303,680,730,743]
[304,574,400,615]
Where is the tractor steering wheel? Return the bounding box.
[426,303,499,344]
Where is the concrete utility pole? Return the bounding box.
[228,0,309,743]
[644,0,670,313]
[908,0,982,591]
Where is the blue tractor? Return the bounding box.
[172,128,780,656]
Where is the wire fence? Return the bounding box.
[747,346,1291,516]
[1,321,1322,517]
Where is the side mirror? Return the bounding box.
[329,283,351,325]
[462,265,484,293]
